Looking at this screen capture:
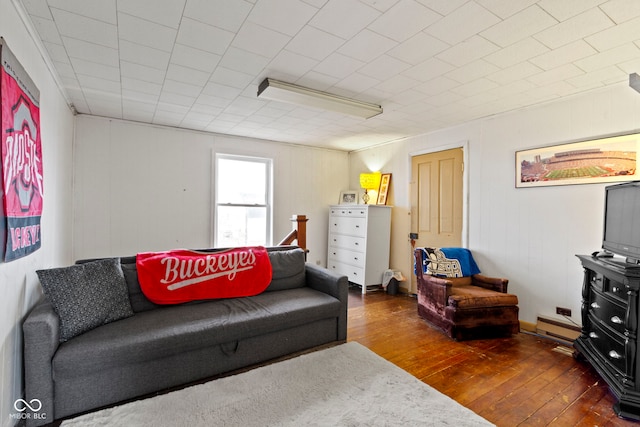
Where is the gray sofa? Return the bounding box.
[23,247,348,426]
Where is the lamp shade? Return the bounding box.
[359,172,382,191]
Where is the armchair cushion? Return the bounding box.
[449,285,518,309]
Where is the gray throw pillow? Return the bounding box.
[37,258,134,342]
[266,248,306,291]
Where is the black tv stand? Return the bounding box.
[575,254,640,420]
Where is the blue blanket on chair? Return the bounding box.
[416,247,480,278]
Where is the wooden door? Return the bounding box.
[409,148,464,293]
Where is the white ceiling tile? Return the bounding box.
[219,47,271,74]
[202,82,243,100]
[176,18,234,55]
[314,52,365,79]
[575,43,640,72]
[436,36,499,67]
[600,0,640,23]
[403,57,455,82]
[474,0,538,19]
[76,74,121,94]
[183,0,253,32]
[265,50,318,79]
[122,89,159,105]
[118,0,186,28]
[119,40,171,70]
[451,78,499,97]
[566,65,626,88]
[160,79,202,98]
[165,64,209,87]
[375,74,420,93]
[387,31,449,65]
[414,76,459,95]
[248,0,318,36]
[62,37,119,67]
[285,26,345,61]
[484,37,549,68]
[50,8,118,48]
[118,13,177,52]
[52,61,76,79]
[309,0,380,39]
[414,0,466,16]
[122,78,162,96]
[369,0,441,42]
[120,61,166,84]
[527,63,584,85]
[43,41,70,64]
[30,17,63,44]
[48,0,116,24]
[538,0,607,21]
[487,61,542,85]
[334,73,381,95]
[426,2,500,45]
[159,91,197,107]
[585,15,640,51]
[231,21,291,58]
[534,8,613,49]
[22,0,53,19]
[359,0,401,12]
[446,59,500,84]
[359,54,412,81]
[481,5,557,48]
[209,67,254,89]
[337,29,397,63]
[170,44,221,73]
[70,57,119,82]
[529,40,597,70]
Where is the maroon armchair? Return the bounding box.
[414,248,519,341]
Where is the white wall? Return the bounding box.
[0,1,75,425]
[73,116,349,265]
[350,82,640,327]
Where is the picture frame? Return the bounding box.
[339,190,360,205]
[377,173,392,205]
[516,132,639,188]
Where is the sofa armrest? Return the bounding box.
[471,274,509,293]
[23,301,60,427]
[305,263,348,341]
[416,274,452,314]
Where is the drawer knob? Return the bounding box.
[589,332,598,339]
[609,350,623,360]
[611,316,623,324]
[591,302,600,309]
[612,286,620,293]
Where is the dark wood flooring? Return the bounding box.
[346,286,637,427]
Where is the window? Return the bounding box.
[214,154,272,247]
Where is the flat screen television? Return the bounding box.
[602,181,640,264]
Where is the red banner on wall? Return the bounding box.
[1,38,43,261]
[136,247,273,304]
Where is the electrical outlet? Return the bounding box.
[556,307,571,316]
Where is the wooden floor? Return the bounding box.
[346,286,638,427]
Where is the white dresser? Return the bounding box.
[327,205,392,294]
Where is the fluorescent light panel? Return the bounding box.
[257,78,382,119]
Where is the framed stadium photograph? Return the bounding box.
[516,132,639,188]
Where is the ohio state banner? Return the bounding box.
[1,38,43,261]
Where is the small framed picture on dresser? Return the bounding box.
[339,190,359,205]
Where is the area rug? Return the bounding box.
[61,342,493,426]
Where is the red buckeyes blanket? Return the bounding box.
[136,246,272,304]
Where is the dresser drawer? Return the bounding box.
[589,288,627,334]
[587,314,626,375]
[590,272,627,301]
[329,207,367,217]
[328,261,365,285]
[329,217,366,237]
[329,234,365,252]
[328,247,365,268]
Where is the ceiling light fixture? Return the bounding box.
[630,73,640,93]
[257,78,382,119]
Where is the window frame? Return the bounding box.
[213,153,273,247]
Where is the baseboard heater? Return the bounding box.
[536,315,581,345]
